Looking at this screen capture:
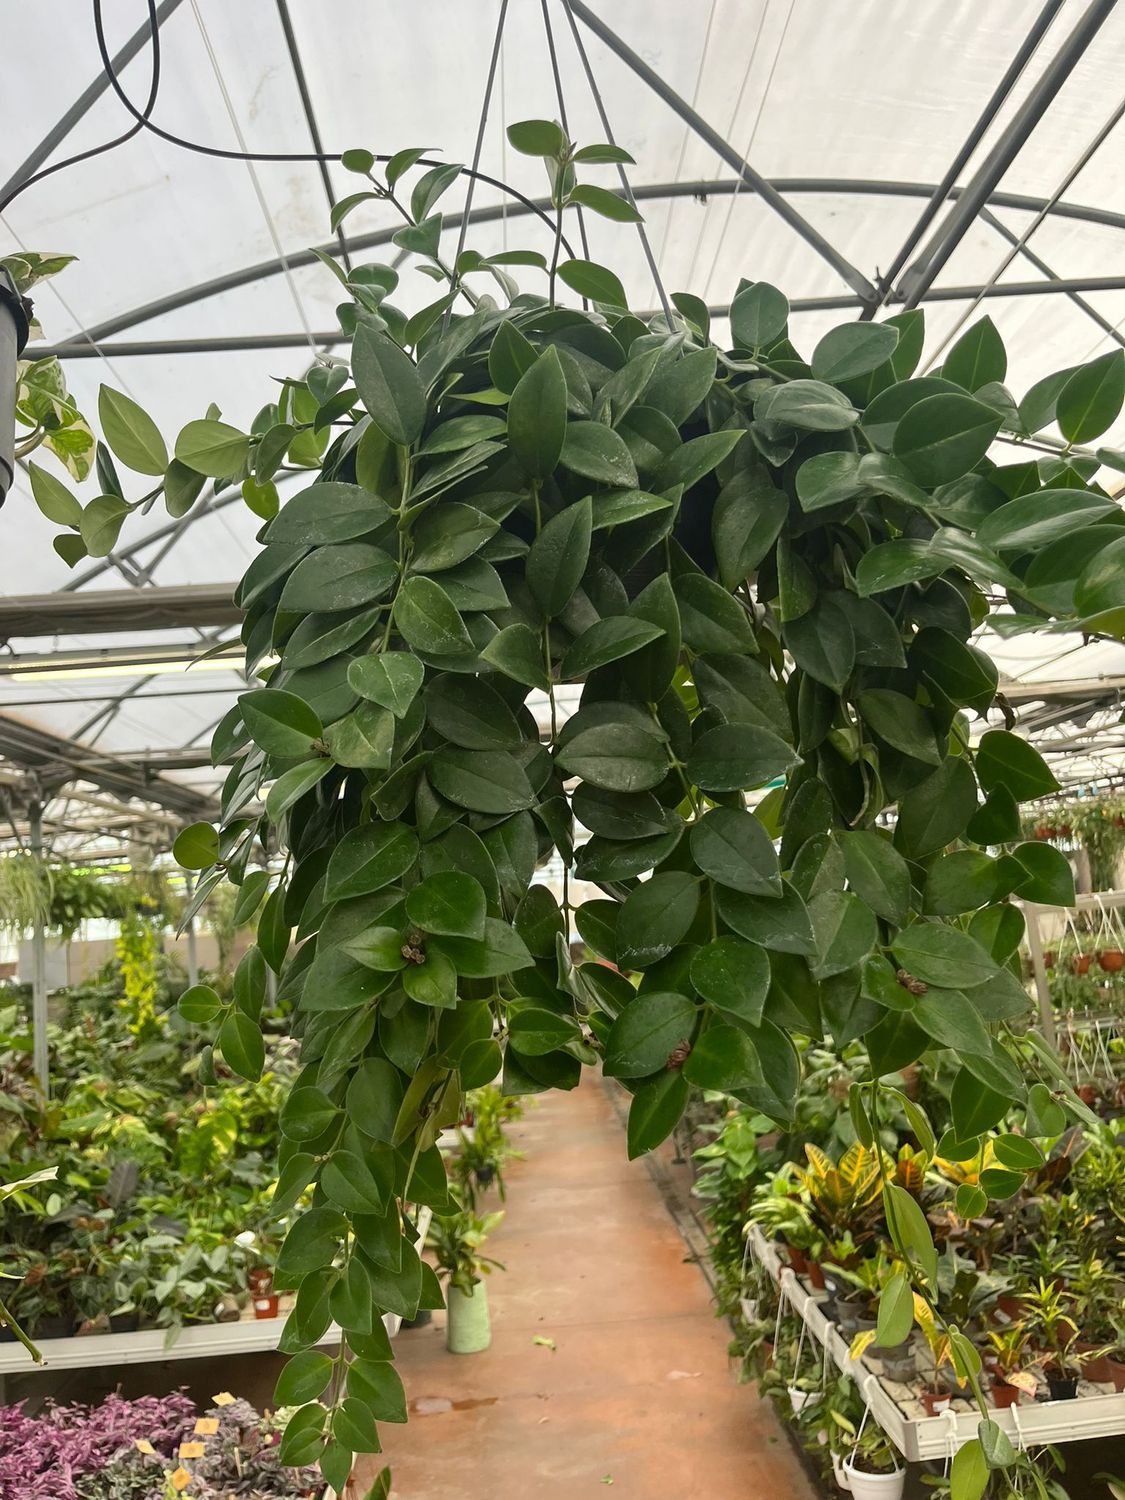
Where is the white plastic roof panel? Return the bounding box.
[4,0,1125,836]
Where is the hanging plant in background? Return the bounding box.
[116,908,160,1038]
[21,119,1125,1495]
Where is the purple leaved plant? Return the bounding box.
[0,1391,195,1500]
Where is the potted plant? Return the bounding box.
[913,1302,955,1416]
[429,1204,504,1355]
[984,1325,1037,1409]
[1023,1276,1099,1399]
[839,1418,905,1500]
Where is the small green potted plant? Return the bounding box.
[1023,1276,1106,1399]
[837,1414,905,1500]
[429,1204,504,1355]
[984,1324,1038,1409]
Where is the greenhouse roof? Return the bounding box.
[4,0,1125,853]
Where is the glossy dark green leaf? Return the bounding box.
[527,498,593,617]
[626,1070,689,1158]
[689,937,769,1025]
[685,724,798,793]
[689,808,781,896]
[891,924,999,989]
[603,991,697,1079]
[729,281,789,349]
[507,347,567,478]
[557,259,628,307]
[1056,349,1125,443]
[616,873,700,969]
[394,575,474,655]
[940,316,1006,393]
[406,872,486,939]
[975,729,1058,802]
[480,624,551,691]
[268,481,391,544]
[808,890,877,979]
[352,324,426,445]
[891,392,1001,486]
[326,821,419,900]
[424,672,523,749]
[811,322,898,384]
[430,748,536,813]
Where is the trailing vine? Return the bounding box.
[24,122,1125,1495]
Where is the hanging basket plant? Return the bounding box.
[21,116,1125,1494]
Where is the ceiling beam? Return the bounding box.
[0,582,241,638]
[64,177,1125,347]
[1001,676,1125,702]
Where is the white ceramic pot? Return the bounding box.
[788,1385,812,1415]
[740,1295,760,1323]
[842,1461,905,1500]
[831,1453,851,1491]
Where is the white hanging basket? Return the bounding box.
[788,1384,813,1415]
[841,1461,905,1500]
[831,1452,852,1491]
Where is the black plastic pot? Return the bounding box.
[1046,1374,1078,1401]
[109,1312,140,1335]
[475,1165,496,1189]
[0,268,30,508]
[33,1315,73,1340]
[401,1309,433,1330]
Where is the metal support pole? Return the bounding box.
[184,871,199,988]
[898,0,1117,308]
[28,802,49,1097]
[1021,902,1058,1049]
[566,0,876,300]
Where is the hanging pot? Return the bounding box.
[788,1385,813,1415]
[831,1452,852,1491]
[841,1459,905,1500]
[1071,954,1092,975]
[446,1281,491,1355]
[740,1295,760,1324]
[1044,950,1056,969]
[1098,949,1125,972]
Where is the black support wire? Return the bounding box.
[540,0,590,264]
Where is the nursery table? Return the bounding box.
[746,1224,1125,1461]
[0,1206,433,1402]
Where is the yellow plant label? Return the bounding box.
[194,1418,220,1436]
[171,1469,193,1492]
[212,1391,236,1406]
[179,1441,206,1459]
[133,1439,156,1455]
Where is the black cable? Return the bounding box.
[0,0,163,216]
[87,0,575,258]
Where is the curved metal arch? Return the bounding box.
[70,176,1125,347]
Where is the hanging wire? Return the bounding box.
[654,0,718,303]
[189,0,317,356]
[1,0,578,260]
[557,0,673,321]
[700,0,797,303]
[540,0,591,265]
[446,0,511,330]
[922,90,1125,372]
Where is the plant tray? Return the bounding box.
[747,1224,1125,1460]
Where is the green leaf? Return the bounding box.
[281,1085,341,1141]
[174,418,249,478]
[348,653,424,717]
[394,575,473,655]
[975,729,1058,802]
[1009,841,1075,905]
[616,873,700,969]
[410,161,462,224]
[913,986,993,1055]
[266,758,332,824]
[430,749,536,814]
[794,451,863,513]
[856,688,942,765]
[716,883,815,956]
[347,1360,407,1424]
[811,322,899,384]
[689,808,781,897]
[410,502,499,572]
[560,616,663,678]
[886,1182,938,1288]
[509,1007,581,1056]
[949,1438,988,1500]
[279,543,397,613]
[527,498,593,617]
[268,481,391,544]
[603,991,697,1078]
[333,1397,382,1453]
[1056,349,1125,443]
[240,688,323,758]
[173,821,218,870]
[430,916,534,978]
[342,147,376,173]
[675,573,757,654]
[480,623,551,690]
[322,1149,390,1214]
[977,488,1115,553]
[79,495,129,557]
[352,325,426,446]
[275,1350,334,1407]
[891,393,1001,486]
[573,143,635,164]
[218,1010,264,1080]
[277,1405,326,1467]
[507,118,566,155]
[556,722,669,792]
[324,702,395,769]
[891,924,999,989]
[326,822,419,900]
[894,755,978,858]
[784,597,855,691]
[755,379,858,432]
[685,724,799,793]
[178,983,222,1024]
[507,347,568,479]
[809,890,877,979]
[406,872,486,940]
[568,183,642,222]
[557,259,628,307]
[839,830,911,924]
[560,421,638,486]
[875,1270,914,1348]
[729,281,789,349]
[28,461,81,526]
[689,937,769,1026]
[348,1059,406,1143]
[626,1070,689,1158]
[941,316,1007,392]
[98,384,169,474]
[425,672,523,749]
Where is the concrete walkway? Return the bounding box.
[367,1076,816,1499]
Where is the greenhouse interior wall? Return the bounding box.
[4,3,1125,1499]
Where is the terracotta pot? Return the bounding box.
[1044,950,1056,969]
[1076,1343,1114,1382]
[1077,1084,1099,1106]
[990,1380,1022,1409]
[806,1260,826,1290]
[253,1293,280,1320]
[784,1245,810,1275]
[1035,826,1050,840]
[994,1294,1027,1323]
[1106,1356,1125,1393]
[1098,949,1125,972]
[1071,954,1092,975]
[248,1267,273,1296]
[921,1389,952,1417]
